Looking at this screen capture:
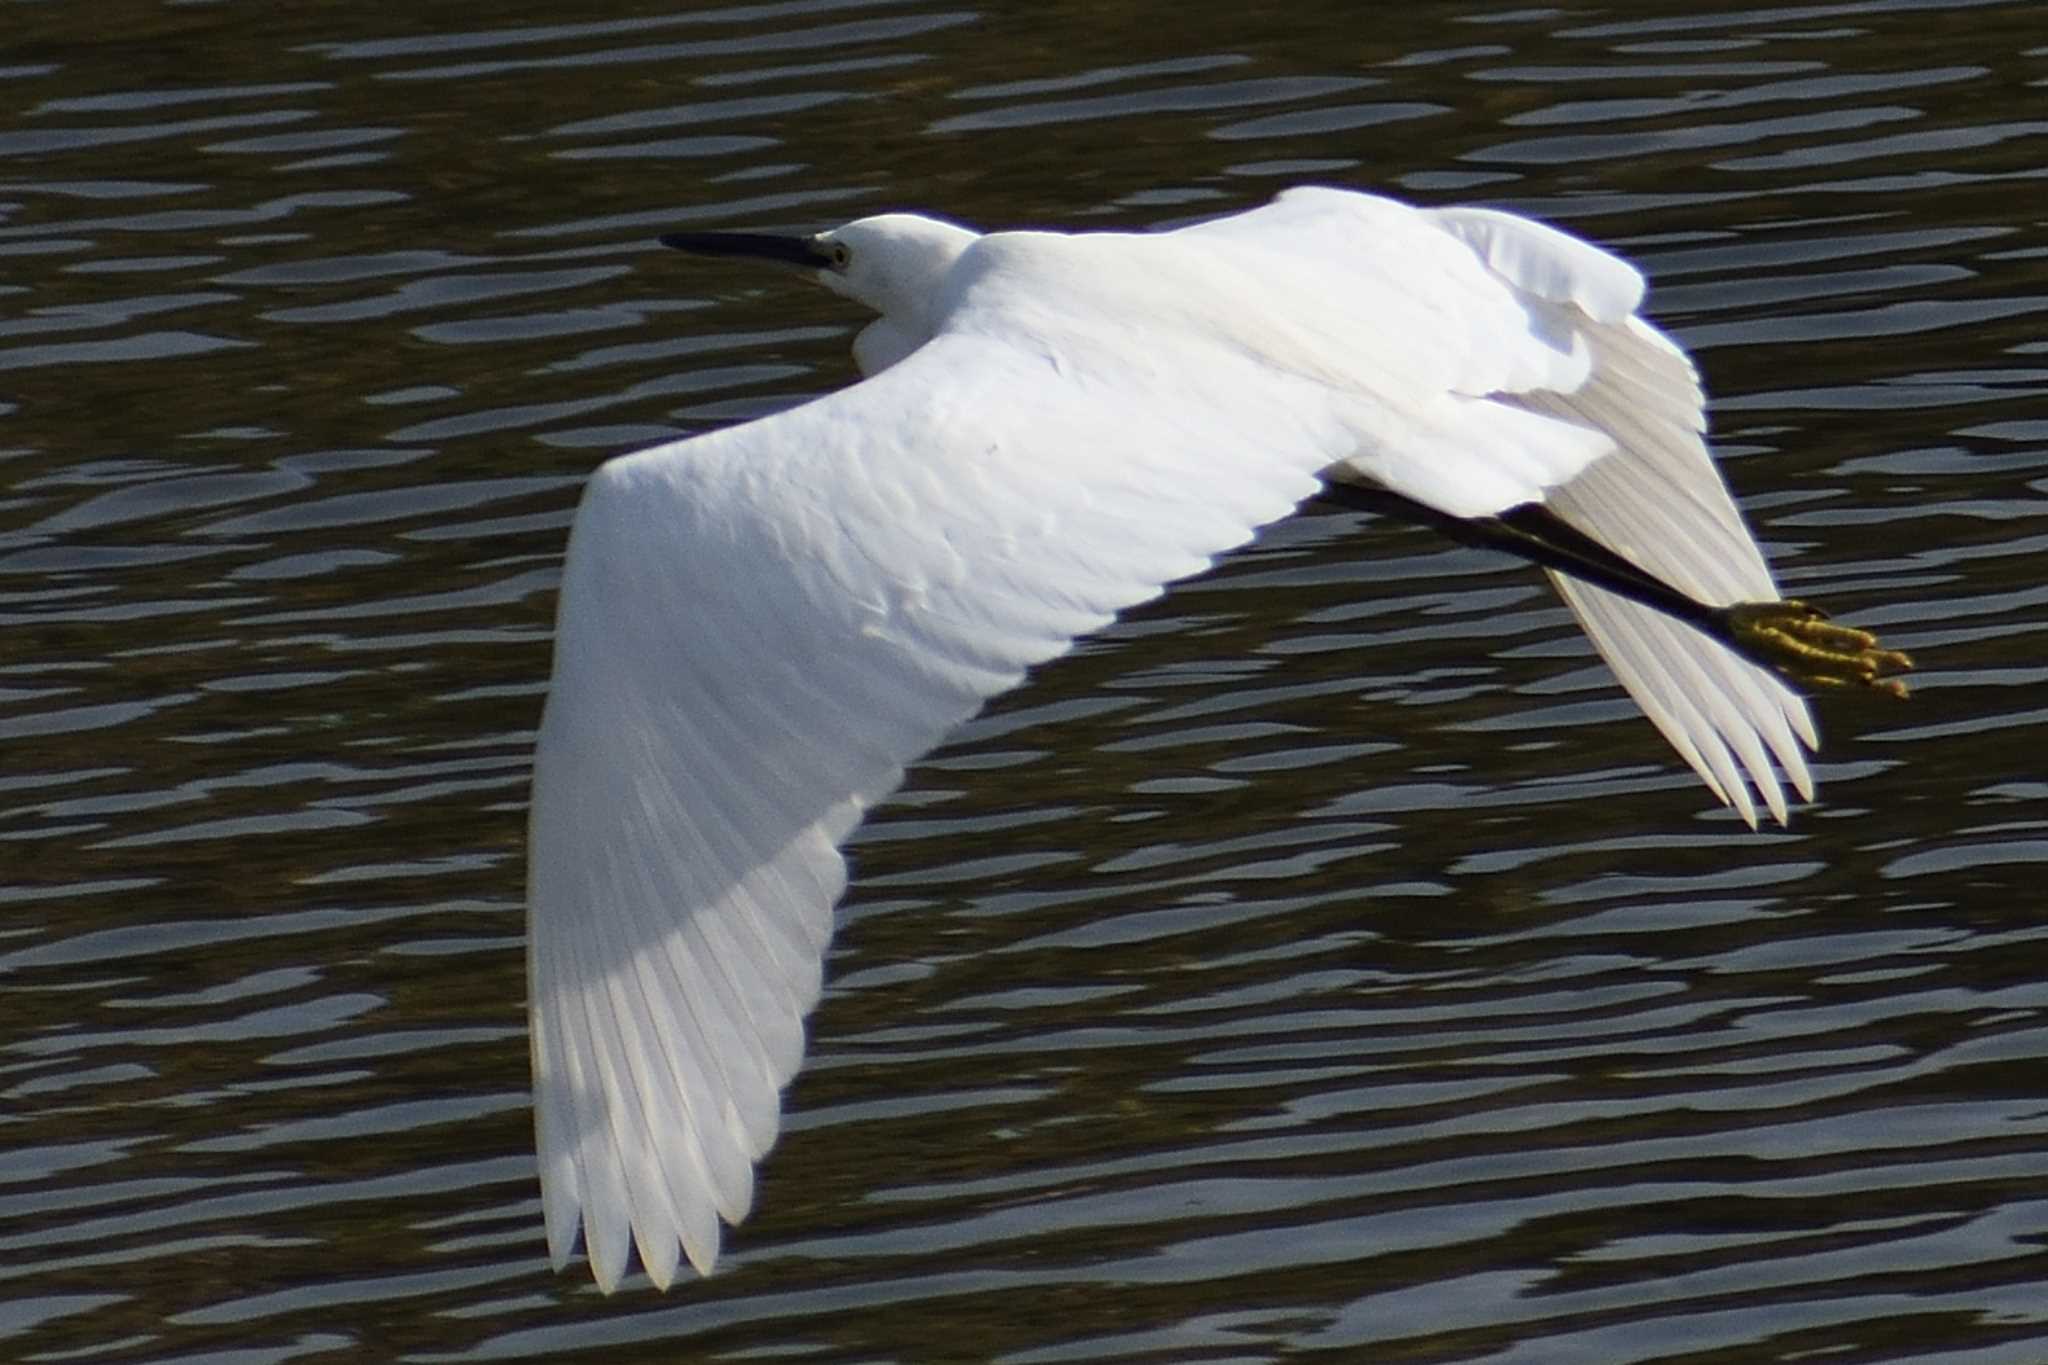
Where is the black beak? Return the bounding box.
[659,231,834,269]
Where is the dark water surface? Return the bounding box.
[4,1,2047,1361]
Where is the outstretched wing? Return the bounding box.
[527,309,1529,1289]
[1189,187,1815,822]
[1422,204,1816,824]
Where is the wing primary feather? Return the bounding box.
[562,921,644,1292]
[1335,464,1818,822]
[1544,441,1767,603]
[588,847,704,1287]
[616,843,762,1224]
[1595,589,1759,824]
[530,934,585,1268]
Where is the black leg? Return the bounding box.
[1313,481,1721,631]
[1313,479,1912,696]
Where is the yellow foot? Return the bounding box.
[1724,600,1914,698]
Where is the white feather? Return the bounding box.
[528,186,1832,1289]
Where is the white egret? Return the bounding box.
[527,186,1908,1292]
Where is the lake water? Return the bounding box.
[4,1,2047,1361]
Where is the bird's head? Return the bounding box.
[662,212,978,328]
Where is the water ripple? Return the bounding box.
[2,1,2043,1362]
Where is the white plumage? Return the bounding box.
[527,187,1842,1291]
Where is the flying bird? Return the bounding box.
[526,186,1909,1291]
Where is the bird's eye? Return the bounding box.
[829,242,852,269]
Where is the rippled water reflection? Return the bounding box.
[4,2,2046,1361]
